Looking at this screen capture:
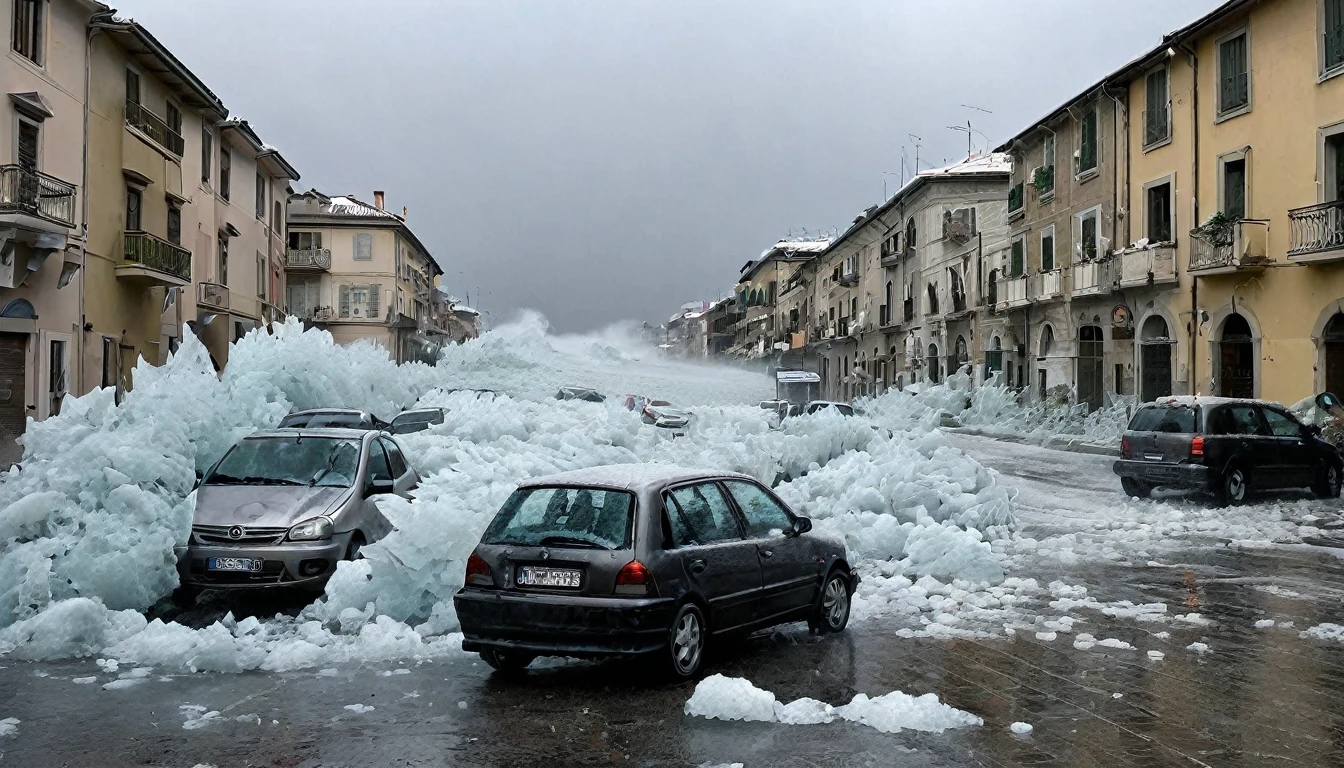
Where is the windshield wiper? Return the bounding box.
[309,448,344,487]
[240,477,304,486]
[539,535,610,550]
[204,473,244,484]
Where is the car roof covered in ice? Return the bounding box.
[286,407,369,416]
[1142,396,1273,409]
[248,428,376,440]
[519,464,753,493]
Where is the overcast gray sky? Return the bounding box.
[118,0,1216,332]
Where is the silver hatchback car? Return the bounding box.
[174,428,418,598]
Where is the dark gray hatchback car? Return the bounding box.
[454,465,857,679]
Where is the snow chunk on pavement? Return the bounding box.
[71,676,96,684]
[0,717,17,738]
[684,674,777,722]
[343,704,375,714]
[1010,721,1033,735]
[1255,619,1275,629]
[684,675,981,733]
[1147,650,1165,660]
[1187,642,1211,654]
[1301,623,1344,643]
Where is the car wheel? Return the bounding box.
[1219,465,1250,506]
[809,570,852,634]
[480,648,535,674]
[1313,463,1343,499]
[1120,476,1153,499]
[666,603,706,680]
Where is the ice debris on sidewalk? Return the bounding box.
[1255,619,1276,629]
[344,704,375,714]
[1300,623,1344,643]
[0,717,18,738]
[683,674,982,734]
[1010,721,1033,735]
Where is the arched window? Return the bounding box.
[1040,324,1055,357]
[906,217,917,251]
[986,335,1003,376]
[926,343,941,383]
[955,335,969,368]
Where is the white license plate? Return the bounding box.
[208,557,263,572]
[516,566,581,589]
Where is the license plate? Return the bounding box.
[516,566,581,589]
[208,557,263,572]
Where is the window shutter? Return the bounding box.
[369,283,381,318]
[355,233,372,260]
[339,284,351,318]
[17,122,38,171]
[1042,233,1054,271]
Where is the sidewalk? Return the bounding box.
[942,425,1120,457]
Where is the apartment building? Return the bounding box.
[286,190,448,364]
[784,155,1009,401]
[731,239,828,358]
[0,0,98,464]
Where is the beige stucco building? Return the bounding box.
[286,190,452,364]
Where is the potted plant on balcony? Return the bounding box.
[1192,211,1235,247]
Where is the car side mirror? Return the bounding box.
[365,478,395,498]
[789,517,812,537]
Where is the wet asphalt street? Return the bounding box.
[5,435,1344,767]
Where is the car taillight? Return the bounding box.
[1190,435,1205,459]
[1121,437,1131,458]
[465,553,493,587]
[614,560,652,596]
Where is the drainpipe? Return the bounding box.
[1177,40,1200,395]
[80,10,118,394]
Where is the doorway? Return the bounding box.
[0,333,26,468]
[1140,315,1173,402]
[1324,313,1344,396]
[1077,325,1105,411]
[1218,313,1255,398]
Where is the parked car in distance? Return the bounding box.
[557,386,606,403]
[454,465,857,679]
[175,429,418,600]
[1112,396,1343,505]
[805,401,856,417]
[389,407,447,434]
[641,403,692,434]
[278,408,390,431]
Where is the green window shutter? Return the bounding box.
[1041,233,1054,272]
[1011,240,1024,277]
[1328,0,1344,70]
[369,283,381,318]
[339,284,350,318]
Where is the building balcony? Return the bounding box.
[1189,220,1269,275]
[1288,201,1344,263]
[118,231,191,286]
[0,165,76,229]
[125,100,184,156]
[1072,260,1112,297]
[1117,244,1177,287]
[286,248,332,271]
[197,281,229,311]
[1032,269,1063,303]
[995,275,1030,311]
[880,250,902,268]
[839,272,859,287]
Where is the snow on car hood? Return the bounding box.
[192,485,349,528]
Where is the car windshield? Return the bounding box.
[481,486,636,550]
[205,436,362,487]
[809,403,854,416]
[1129,405,1197,433]
[279,411,367,429]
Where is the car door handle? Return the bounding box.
[689,559,707,574]
[760,549,773,559]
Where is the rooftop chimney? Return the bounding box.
[402,206,408,219]
[373,190,385,210]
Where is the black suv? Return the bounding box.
[1113,397,1343,505]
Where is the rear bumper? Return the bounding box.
[454,588,676,657]
[174,534,351,590]
[1112,459,1211,489]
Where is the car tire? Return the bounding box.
[1120,476,1153,499]
[665,602,707,680]
[480,648,534,674]
[809,569,852,634]
[1313,462,1343,499]
[1218,465,1250,506]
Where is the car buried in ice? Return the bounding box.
[388,407,447,435]
[556,386,606,403]
[454,465,857,679]
[174,429,419,601]
[641,403,692,435]
[804,401,857,417]
[277,408,390,431]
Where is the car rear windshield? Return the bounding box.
[481,486,636,550]
[206,436,361,487]
[280,412,366,429]
[1128,405,1197,434]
